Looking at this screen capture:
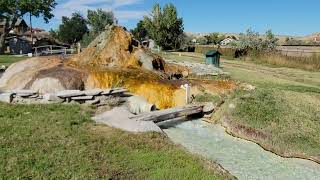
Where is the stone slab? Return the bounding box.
[85,99,100,105]
[11,89,37,97]
[56,90,84,98]
[93,106,163,133]
[43,93,63,102]
[83,89,103,96]
[71,96,94,100]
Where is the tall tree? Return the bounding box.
[0,0,56,53]
[130,20,148,42]
[87,9,116,34]
[53,12,88,44]
[144,3,184,50]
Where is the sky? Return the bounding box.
[27,0,320,36]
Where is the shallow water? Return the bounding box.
[160,119,320,180]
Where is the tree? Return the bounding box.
[233,28,263,51]
[144,3,184,50]
[130,20,148,42]
[53,12,88,44]
[264,29,278,51]
[0,0,57,53]
[79,9,117,47]
[232,28,279,54]
[87,9,116,34]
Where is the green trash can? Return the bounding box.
[205,50,222,67]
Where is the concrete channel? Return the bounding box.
[160,119,320,180]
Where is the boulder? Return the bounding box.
[203,102,216,114]
[0,57,85,94]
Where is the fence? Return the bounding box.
[276,46,320,57]
[33,45,75,56]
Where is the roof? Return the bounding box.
[206,50,221,56]
[0,18,27,26]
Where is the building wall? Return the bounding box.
[9,38,32,54]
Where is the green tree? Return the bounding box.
[130,20,148,42]
[264,29,278,51]
[144,3,184,50]
[0,0,57,53]
[232,29,279,54]
[80,9,116,47]
[87,9,116,34]
[53,12,88,44]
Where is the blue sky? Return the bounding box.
[28,0,320,36]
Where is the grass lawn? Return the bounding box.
[164,52,320,163]
[0,55,28,66]
[0,103,230,179]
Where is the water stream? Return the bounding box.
[159,119,320,180]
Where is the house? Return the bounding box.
[0,18,29,35]
[314,36,320,44]
[6,36,32,54]
[220,37,236,46]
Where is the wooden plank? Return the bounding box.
[129,105,204,123]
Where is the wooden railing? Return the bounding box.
[33,45,75,56]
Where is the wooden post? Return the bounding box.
[50,45,52,54]
[77,42,81,54]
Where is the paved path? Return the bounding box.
[161,119,320,180]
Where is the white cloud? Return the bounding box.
[53,0,145,22]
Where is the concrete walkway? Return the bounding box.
[161,119,320,180]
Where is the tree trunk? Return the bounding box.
[0,16,18,54]
[0,32,8,54]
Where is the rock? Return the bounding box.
[203,102,215,114]
[56,90,84,98]
[93,106,162,133]
[71,96,94,100]
[83,89,103,96]
[0,93,13,103]
[110,88,128,95]
[85,99,100,105]
[241,83,256,91]
[0,57,85,94]
[29,94,39,98]
[43,93,63,102]
[101,89,112,95]
[12,90,37,97]
[229,103,236,109]
[29,77,66,94]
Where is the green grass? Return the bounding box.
[194,93,221,103]
[220,59,320,162]
[226,89,320,159]
[0,55,28,66]
[164,52,320,162]
[0,103,229,179]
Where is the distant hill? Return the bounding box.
[186,32,320,45]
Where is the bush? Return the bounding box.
[195,45,236,58]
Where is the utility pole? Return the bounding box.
[29,13,33,46]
